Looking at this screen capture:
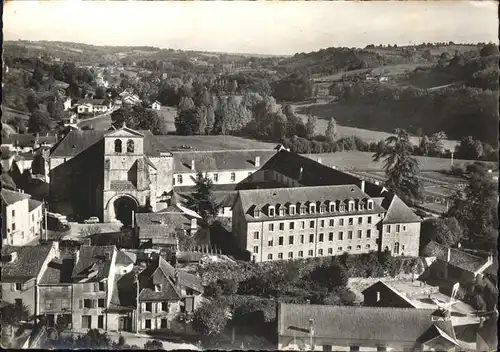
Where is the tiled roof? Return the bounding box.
[77,99,106,105]
[39,248,75,285]
[361,281,417,308]
[28,198,43,212]
[108,271,136,312]
[135,208,192,242]
[237,185,385,222]
[1,245,52,282]
[172,150,276,173]
[71,245,115,281]
[381,193,422,224]
[423,241,486,273]
[278,303,445,344]
[116,250,135,266]
[1,189,31,206]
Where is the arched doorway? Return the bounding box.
[113,196,138,226]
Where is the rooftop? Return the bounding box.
[77,98,106,105]
[381,193,422,224]
[71,245,116,281]
[28,198,43,212]
[135,206,194,241]
[39,248,75,285]
[1,245,53,282]
[423,241,487,273]
[1,188,31,206]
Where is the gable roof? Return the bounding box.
[104,126,144,138]
[1,245,53,282]
[115,250,135,266]
[28,198,43,212]
[135,206,193,242]
[1,189,31,206]
[423,241,487,272]
[361,281,417,308]
[71,245,115,281]
[278,303,452,346]
[172,150,276,173]
[39,248,75,285]
[381,193,422,224]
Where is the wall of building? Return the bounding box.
[28,205,43,240]
[71,281,109,330]
[2,200,31,246]
[138,301,181,331]
[380,222,421,257]
[1,279,37,315]
[149,155,173,196]
[173,169,256,187]
[362,286,415,308]
[38,285,73,314]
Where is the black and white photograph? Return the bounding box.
[1,0,498,350]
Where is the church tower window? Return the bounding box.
[114,139,122,153]
[127,139,134,153]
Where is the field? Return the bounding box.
[156,106,178,132]
[292,101,460,150]
[312,63,433,82]
[156,135,276,151]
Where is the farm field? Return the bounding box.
[155,135,276,151]
[312,63,433,82]
[292,101,460,150]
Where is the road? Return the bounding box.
[77,107,118,130]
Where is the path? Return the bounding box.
[77,107,119,129]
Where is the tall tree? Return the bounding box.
[187,171,220,225]
[1,301,30,344]
[28,110,52,134]
[429,131,447,156]
[373,128,423,203]
[325,117,339,143]
[305,114,317,139]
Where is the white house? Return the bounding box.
[151,101,161,110]
[76,99,111,115]
[63,97,72,111]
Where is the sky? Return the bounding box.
[3,1,498,55]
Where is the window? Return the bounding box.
[356,245,361,250]
[14,283,22,291]
[348,231,353,240]
[347,246,352,251]
[61,299,70,310]
[145,302,152,312]
[309,234,314,243]
[357,230,362,239]
[12,223,16,231]
[83,299,94,309]
[114,139,122,153]
[320,205,326,213]
[358,217,363,224]
[350,345,360,351]
[366,244,371,249]
[46,299,54,310]
[300,206,306,215]
[177,175,183,184]
[82,316,92,329]
[98,282,105,291]
[269,206,275,217]
[289,222,295,230]
[161,318,169,329]
[98,299,105,308]
[309,221,315,228]
[376,291,381,302]
[386,225,391,232]
[368,216,372,224]
[328,232,334,241]
[348,201,355,211]
[288,236,294,245]
[403,225,407,231]
[298,251,304,258]
[288,252,293,259]
[337,247,343,252]
[367,200,374,210]
[308,250,313,256]
[279,223,285,231]
[98,315,104,329]
[348,218,353,225]
[367,229,371,238]
[254,209,260,218]
[338,232,343,241]
[145,319,151,329]
[253,231,259,240]
[289,205,296,215]
[339,218,344,226]
[12,210,15,217]
[320,220,325,228]
[318,249,323,256]
[329,203,336,212]
[323,345,333,351]
[278,253,283,259]
[279,208,285,216]
[269,224,274,231]
[402,245,405,251]
[278,237,284,246]
[300,221,305,229]
[394,242,400,254]
[328,248,333,255]
[339,204,346,212]
[213,173,218,182]
[319,233,324,242]
[396,225,401,232]
[359,203,365,211]
[329,219,334,227]
[300,235,304,244]
[310,204,316,213]
[253,246,259,254]
[267,253,273,260]
[126,139,134,153]
[230,172,236,182]
[268,239,273,246]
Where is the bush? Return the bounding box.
[193,301,230,336]
[144,339,164,350]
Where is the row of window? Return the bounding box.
[256,200,375,218]
[254,229,373,243]
[81,315,104,329]
[256,244,373,259]
[143,301,170,313]
[265,216,374,232]
[79,298,106,309]
[46,298,71,310]
[175,171,248,184]
[386,224,407,232]
[114,139,135,153]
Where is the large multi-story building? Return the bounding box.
[1,189,44,246]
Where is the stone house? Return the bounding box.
[137,256,204,331]
[1,189,44,246]
[277,303,459,351]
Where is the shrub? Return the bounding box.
[144,339,164,350]
[192,301,230,336]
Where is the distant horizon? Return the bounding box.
[3,1,497,56]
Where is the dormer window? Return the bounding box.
[268,206,275,217]
[114,139,122,153]
[367,200,374,210]
[289,205,296,215]
[300,206,306,215]
[358,202,365,211]
[309,204,316,214]
[339,203,346,212]
[279,207,285,216]
[329,202,336,212]
[127,139,134,153]
[254,209,260,218]
[320,204,326,214]
[348,200,355,211]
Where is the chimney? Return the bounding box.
[447,248,451,263]
[191,160,195,171]
[52,241,60,258]
[190,218,197,230]
[317,157,322,164]
[360,180,365,193]
[255,156,260,168]
[299,167,303,180]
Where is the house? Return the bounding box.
[76,99,111,115]
[362,281,417,308]
[134,204,199,248]
[122,94,142,106]
[137,256,204,331]
[171,150,277,188]
[2,133,58,153]
[63,97,72,111]
[151,101,161,110]
[277,303,459,351]
[70,245,118,330]
[231,184,386,262]
[0,242,58,316]
[1,189,44,246]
